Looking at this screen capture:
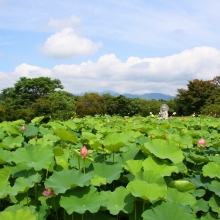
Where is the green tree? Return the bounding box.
[76,93,106,117]
[175,77,219,115]
[2,77,63,109]
[27,91,77,122]
[139,99,163,117]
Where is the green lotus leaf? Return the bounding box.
[142,157,178,177]
[103,133,127,152]
[127,180,166,203]
[208,180,220,197]
[23,125,38,137]
[0,166,11,198]
[166,187,196,206]
[209,194,220,215]
[144,139,184,163]
[187,174,211,189]
[39,125,54,135]
[54,128,78,143]
[135,170,167,188]
[9,162,35,178]
[189,153,210,163]
[60,186,107,214]
[169,180,196,192]
[124,160,143,175]
[31,116,44,124]
[2,135,24,150]
[148,129,165,138]
[203,162,220,179]
[142,201,196,220]
[0,131,6,140]
[0,209,36,220]
[192,189,206,197]
[47,121,65,129]
[63,120,78,130]
[45,169,93,194]
[91,175,107,186]
[193,198,209,213]
[0,147,12,164]
[13,144,54,171]
[7,173,40,196]
[101,186,134,215]
[53,147,64,156]
[92,162,123,184]
[201,212,219,220]
[55,150,69,170]
[2,123,22,135]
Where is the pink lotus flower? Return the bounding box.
[164,134,167,139]
[42,186,56,197]
[170,116,173,118]
[198,138,206,147]
[80,146,88,158]
[21,125,26,131]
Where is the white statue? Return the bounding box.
[158,104,169,120]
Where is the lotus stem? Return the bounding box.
[82,213,84,220]
[143,201,145,212]
[34,183,37,203]
[135,201,136,220]
[83,159,86,174]
[78,159,81,170]
[113,152,115,163]
[26,191,29,206]
[72,213,74,220]
[53,197,58,220]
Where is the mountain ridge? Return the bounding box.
[75,91,174,101]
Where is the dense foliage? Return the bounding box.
[0,115,220,219]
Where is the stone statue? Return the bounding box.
[158,104,169,120]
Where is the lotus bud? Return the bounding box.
[80,146,88,158]
[21,125,26,132]
[42,186,56,197]
[198,138,206,147]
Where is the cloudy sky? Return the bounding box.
[1,0,220,96]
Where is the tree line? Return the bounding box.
[0,76,219,122]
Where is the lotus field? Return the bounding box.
[0,115,220,220]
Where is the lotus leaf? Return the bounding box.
[13,144,54,171]
[8,173,40,195]
[60,186,106,214]
[187,174,211,189]
[103,133,127,152]
[169,180,196,192]
[3,124,21,135]
[166,187,196,206]
[124,159,143,175]
[92,162,123,184]
[142,157,178,177]
[54,128,78,143]
[23,125,38,137]
[201,212,219,220]
[45,169,93,194]
[101,186,134,215]
[142,201,196,220]
[209,195,220,216]
[2,135,24,150]
[192,189,206,197]
[144,139,184,163]
[208,180,220,197]
[203,162,220,179]
[193,198,209,213]
[31,116,45,124]
[91,175,107,186]
[0,147,12,164]
[127,180,166,203]
[0,209,36,220]
[0,166,11,198]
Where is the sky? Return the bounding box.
[1,0,220,96]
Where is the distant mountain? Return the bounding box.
[75,91,174,101]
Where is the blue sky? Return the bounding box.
[1,0,220,95]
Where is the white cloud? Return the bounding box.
[47,15,80,29]
[39,28,103,59]
[1,47,220,95]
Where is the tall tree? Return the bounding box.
[2,77,64,109]
[76,93,106,117]
[175,77,219,115]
